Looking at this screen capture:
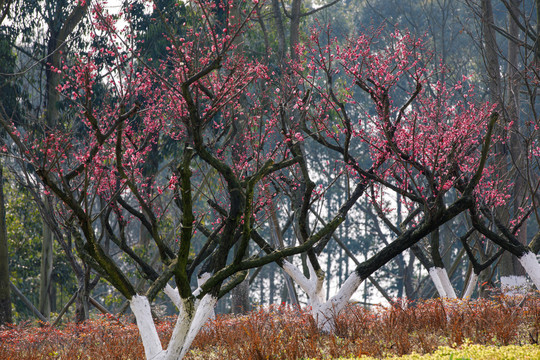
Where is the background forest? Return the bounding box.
[0,0,538,349]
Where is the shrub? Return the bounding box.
[1,298,540,359]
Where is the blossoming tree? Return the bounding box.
[0,0,371,357]
[0,0,338,357]
[247,25,505,330]
[2,0,538,358]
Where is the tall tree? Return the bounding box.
[41,0,89,320]
[0,6,19,323]
[0,163,10,325]
[468,0,540,295]
[4,0,91,321]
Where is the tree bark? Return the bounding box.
[271,0,286,60]
[39,197,53,321]
[289,0,301,59]
[38,1,89,322]
[481,0,519,295]
[10,282,47,323]
[499,0,527,293]
[0,163,12,325]
[230,276,250,313]
[269,266,275,304]
[74,264,90,323]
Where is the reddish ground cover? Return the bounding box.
[2,297,540,359]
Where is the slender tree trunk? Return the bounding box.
[259,268,264,304]
[269,268,275,304]
[38,16,60,324]
[290,0,301,59]
[338,245,343,285]
[39,197,53,321]
[326,250,331,300]
[50,281,56,313]
[475,234,496,297]
[271,0,286,60]
[403,250,416,299]
[75,264,90,323]
[39,38,57,320]
[0,163,12,325]
[481,0,516,296]
[230,275,250,313]
[38,1,89,321]
[10,282,47,322]
[395,254,405,299]
[481,0,502,102]
[500,0,528,294]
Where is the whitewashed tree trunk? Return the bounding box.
[178,295,217,359]
[438,268,457,298]
[164,294,217,360]
[163,284,181,309]
[129,273,219,360]
[130,295,165,359]
[428,267,457,299]
[500,275,529,296]
[463,272,478,298]
[516,251,540,293]
[282,260,363,332]
[196,273,215,319]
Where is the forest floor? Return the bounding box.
[1,296,540,359]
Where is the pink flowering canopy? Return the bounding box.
[0,0,502,304]
[293,25,502,217]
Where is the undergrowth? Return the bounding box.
[2,296,540,359]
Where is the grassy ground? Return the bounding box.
[1,297,540,359]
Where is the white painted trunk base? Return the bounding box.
[463,273,478,299]
[500,275,529,296]
[130,295,164,359]
[196,273,215,320]
[438,268,457,298]
[179,295,217,359]
[428,267,445,297]
[282,259,363,332]
[428,267,457,299]
[164,295,217,360]
[518,252,540,291]
[130,293,218,360]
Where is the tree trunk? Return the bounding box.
[289,0,301,59]
[10,282,47,323]
[500,0,528,295]
[38,4,63,321]
[271,0,286,60]
[269,267,275,304]
[480,0,520,296]
[39,197,53,321]
[74,265,90,323]
[37,1,89,321]
[429,229,457,298]
[0,163,12,325]
[517,252,540,291]
[230,277,250,314]
[259,268,264,304]
[481,0,502,102]
[326,250,331,300]
[130,292,218,360]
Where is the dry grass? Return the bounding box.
[2,296,540,359]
